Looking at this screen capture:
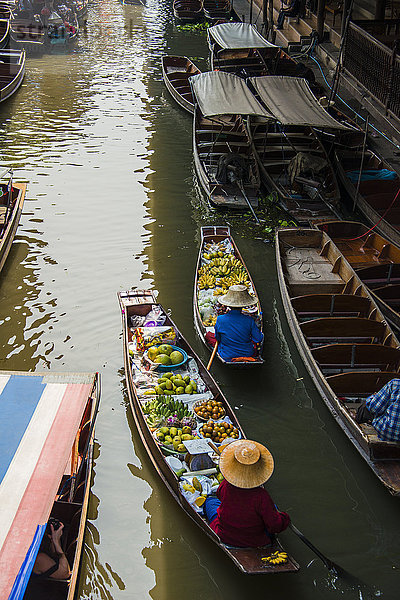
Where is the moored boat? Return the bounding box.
[248,76,348,225]
[316,220,400,332]
[0,17,10,47]
[118,288,298,573]
[161,55,201,114]
[191,71,269,210]
[334,146,400,246]
[173,0,203,22]
[276,227,400,496]
[10,18,47,53]
[194,225,264,367]
[0,49,25,103]
[202,0,231,21]
[0,370,100,600]
[0,168,26,273]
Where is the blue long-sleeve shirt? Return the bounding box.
[214,309,263,362]
[366,379,400,442]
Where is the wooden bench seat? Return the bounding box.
[325,370,398,396]
[312,343,400,373]
[292,294,371,319]
[301,317,386,347]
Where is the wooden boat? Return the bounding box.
[194,225,264,367]
[0,5,13,19]
[334,146,400,247]
[202,0,231,21]
[10,19,47,53]
[0,17,10,48]
[0,370,101,600]
[208,22,315,82]
[173,0,202,22]
[161,55,201,114]
[194,110,261,209]
[276,227,400,496]
[0,49,25,103]
[118,288,298,573]
[72,0,88,22]
[0,169,26,273]
[249,119,341,225]
[316,220,400,332]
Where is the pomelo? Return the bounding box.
[147,346,159,361]
[158,344,173,356]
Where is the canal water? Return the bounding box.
[0,1,399,598]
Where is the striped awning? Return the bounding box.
[0,371,96,600]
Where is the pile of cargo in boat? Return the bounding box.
[118,289,298,573]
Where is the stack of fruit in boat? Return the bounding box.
[194,226,263,366]
[118,289,298,573]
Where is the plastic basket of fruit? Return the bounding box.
[153,425,197,456]
[193,399,226,421]
[197,420,241,445]
[145,343,188,371]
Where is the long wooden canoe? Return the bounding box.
[276,227,400,496]
[0,171,26,273]
[249,118,342,225]
[161,55,200,114]
[10,19,47,52]
[0,49,25,103]
[194,225,264,367]
[0,371,100,600]
[193,109,261,209]
[334,146,400,247]
[118,288,298,573]
[173,0,203,22]
[316,220,400,332]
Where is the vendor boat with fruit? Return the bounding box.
[194,226,264,367]
[118,288,298,574]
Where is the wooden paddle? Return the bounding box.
[207,341,218,371]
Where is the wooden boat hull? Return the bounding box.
[0,18,10,48]
[249,118,341,225]
[316,220,400,332]
[0,49,25,103]
[173,0,203,22]
[194,225,264,367]
[118,289,299,573]
[161,55,200,114]
[276,227,400,496]
[334,147,400,247]
[10,20,46,53]
[203,0,231,20]
[193,109,261,210]
[0,180,26,273]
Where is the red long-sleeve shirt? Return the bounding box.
[209,479,290,547]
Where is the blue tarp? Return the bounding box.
[8,524,46,600]
[346,169,398,183]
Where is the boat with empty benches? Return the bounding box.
[334,146,400,247]
[161,55,201,114]
[173,0,203,22]
[316,220,400,332]
[0,49,25,103]
[276,227,400,495]
[0,167,26,273]
[118,288,298,573]
[247,76,348,225]
[191,71,268,210]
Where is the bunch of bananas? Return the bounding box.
[213,287,227,297]
[198,273,216,290]
[262,551,288,565]
[224,271,250,286]
[203,315,217,327]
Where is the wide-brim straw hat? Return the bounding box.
[219,439,274,489]
[218,285,258,308]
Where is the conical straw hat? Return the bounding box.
[219,440,274,489]
[218,285,257,308]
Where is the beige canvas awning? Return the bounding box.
[191,71,274,118]
[208,23,278,50]
[250,76,350,129]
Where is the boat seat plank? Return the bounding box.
[301,317,386,342]
[312,343,400,370]
[325,371,398,396]
[292,294,371,317]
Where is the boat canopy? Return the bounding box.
[250,76,350,129]
[191,71,274,118]
[0,371,96,600]
[208,22,277,49]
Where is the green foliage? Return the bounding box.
[176,21,212,32]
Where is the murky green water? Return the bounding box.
[1,1,399,598]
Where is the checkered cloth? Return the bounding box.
[366,379,400,442]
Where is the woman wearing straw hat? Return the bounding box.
[214,285,263,362]
[203,440,290,548]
